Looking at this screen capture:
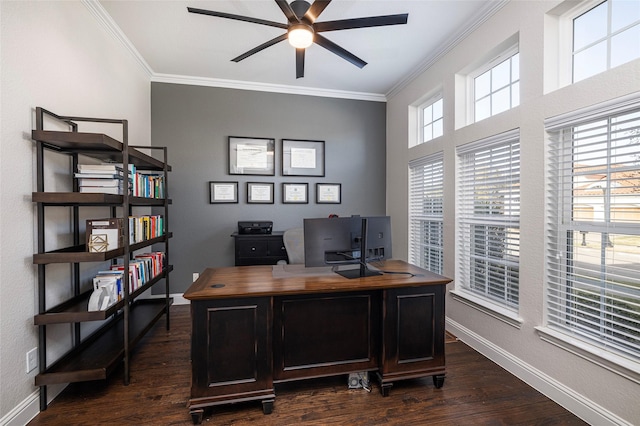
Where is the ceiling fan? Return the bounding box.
[187,0,408,78]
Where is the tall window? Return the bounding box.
[572,0,640,83]
[457,130,520,310]
[472,48,520,123]
[546,99,640,361]
[409,154,444,274]
[419,97,444,145]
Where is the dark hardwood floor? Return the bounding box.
[28,305,588,425]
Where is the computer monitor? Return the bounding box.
[303,216,392,279]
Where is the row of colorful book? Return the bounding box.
[86,215,164,253]
[88,251,166,311]
[75,163,165,198]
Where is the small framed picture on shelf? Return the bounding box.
[282,139,325,177]
[247,182,274,204]
[282,183,308,204]
[210,181,238,204]
[316,183,341,204]
[229,136,275,176]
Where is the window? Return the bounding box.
[457,130,520,310]
[572,0,640,83]
[546,97,640,362]
[472,48,520,123]
[409,153,444,274]
[419,97,443,144]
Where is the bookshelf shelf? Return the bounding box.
[31,192,173,206]
[31,107,172,410]
[34,266,174,325]
[33,233,173,264]
[35,298,171,386]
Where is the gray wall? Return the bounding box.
[151,83,387,293]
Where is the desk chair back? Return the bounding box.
[283,227,305,264]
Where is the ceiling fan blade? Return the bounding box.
[231,34,288,62]
[187,7,288,29]
[314,34,367,69]
[296,48,305,78]
[313,14,408,32]
[304,0,331,24]
[275,0,300,23]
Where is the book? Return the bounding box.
[77,178,123,187]
[74,171,124,178]
[78,164,123,173]
[86,218,124,252]
[80,186,123,194]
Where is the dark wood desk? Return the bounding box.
[183,260,451,424]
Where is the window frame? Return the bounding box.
[417,95,444,145]
[467,44,520,124]
[559,0,640,85]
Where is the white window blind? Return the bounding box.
[546,98,640,361]
[457,130,520,309]
[409,153,444,274]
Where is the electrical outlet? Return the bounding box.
[192,272,200,282]
[26,348,38,373]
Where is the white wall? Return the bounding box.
[387,1,640,425]
[0,1,150,423]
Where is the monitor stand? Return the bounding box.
[335,264,382,279]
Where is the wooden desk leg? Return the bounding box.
[262,399,274,414]
[376,372,393,397]
[433,374,445,389]
[190,408,204,425]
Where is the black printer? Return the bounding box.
[237,221,273,235]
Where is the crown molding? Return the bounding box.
[82,0,153,77]
[151,73,387,102]
[386,0,509,100]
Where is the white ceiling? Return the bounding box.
[97,0,505,100]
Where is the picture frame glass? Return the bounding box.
[229,137,275,175]
[282,139,325,177]
[283,183,308,204]
[316,183,341,204]
[210,181,238,204]
[247,182,274,203]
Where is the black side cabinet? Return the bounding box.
[232,232,288,266]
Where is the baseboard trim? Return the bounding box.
[446,318,632,426]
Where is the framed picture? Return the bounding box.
[247,182,274,204]
[209,181,238,204]
[229,136,275,175]
[316,183,341,204]
[282,139,325,177]
[282,183,309,204]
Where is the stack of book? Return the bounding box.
[76,164,125,194]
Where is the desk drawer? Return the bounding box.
[238,240,269,257]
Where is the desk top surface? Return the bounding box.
[184,260,452,300]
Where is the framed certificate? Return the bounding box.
[210,181,238,203]
[229,136,275,175]
[247,182,274,204]
[282,139,325,176]
[282,183,308,204]
[316,183,341,204]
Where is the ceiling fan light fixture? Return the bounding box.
[288,23,314,49]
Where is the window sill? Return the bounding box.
[450,290,522,329]
[535,326,640,385]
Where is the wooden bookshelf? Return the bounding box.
[31,107,173,410]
